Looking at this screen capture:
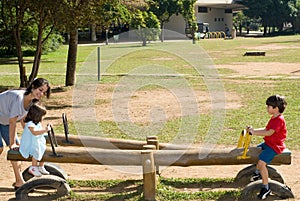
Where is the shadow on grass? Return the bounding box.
[69,179,144,201]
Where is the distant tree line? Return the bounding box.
[234,0,300,36]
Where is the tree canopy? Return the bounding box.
[242,0,298,35]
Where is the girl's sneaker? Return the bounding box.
[29,166,42,177]
[39,166,50,175]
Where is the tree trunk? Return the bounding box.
[91,23,97,42]
[14,28,27,87]
[10,0,27,87]
[295,12,300,33]
[160,22,164,42]
[65,29,78,86]
[263,26,267,36]
[29,8,45,85]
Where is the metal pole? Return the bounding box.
[97,46,100,81]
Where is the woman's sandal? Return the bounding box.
[12,183,22,191]
[14,186,20,190]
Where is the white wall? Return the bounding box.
[195,8,233,32]
[164,14,186,35]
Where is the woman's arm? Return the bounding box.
[20,117,26,128]
[9,116,19,148]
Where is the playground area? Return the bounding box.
[1,40,300,200]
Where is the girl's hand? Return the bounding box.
[46,124,51,132]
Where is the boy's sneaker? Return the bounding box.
[39,166,50,175]
[250,172,262,182]
[29,166,42,177]
[257,187,271,200]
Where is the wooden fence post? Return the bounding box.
[141,150,156,201]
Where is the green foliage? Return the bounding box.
[42,32,64,54]
[148,0,181,23]
[131,10,161,44]
[242,0,299,34]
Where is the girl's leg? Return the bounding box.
[29,158,42,177]
[39,161,45,167]
[32,158,38,166]
[38,161,49,175]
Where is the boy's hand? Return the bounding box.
[246,126,254,135]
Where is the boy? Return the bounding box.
[247,95,287,200]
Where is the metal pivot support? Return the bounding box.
[237,129,252,159]
[62,113,73,144]
[47,125,62,158]
[50,125,58,147]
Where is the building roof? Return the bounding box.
[195,0,246,11]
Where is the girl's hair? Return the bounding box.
[25,78,51,103]
[24,104,47,125]
[266,95,287,113]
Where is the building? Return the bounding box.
[165,0,245,37]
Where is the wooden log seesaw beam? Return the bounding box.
[7,146,291,166]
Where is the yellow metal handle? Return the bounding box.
[237,129,252,159]
[237,129,246,148]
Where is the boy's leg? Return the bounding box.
[257,160,268,185]
[256,144,276,200]
[250,165,261,181]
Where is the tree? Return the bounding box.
[296,0,300,32]
[242,0,298,35]
[181,0,197,43]
[233,11,248,35]
[0,0,63,87]
[1,0,30,87]
[26,0,61,83]
[149,0,196,42]
[130,9,161,46]
[92,0,132,45]
[60,0,144,86]
[52,0,93,86]
[148,0,179,42]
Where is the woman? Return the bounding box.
[0,78,50,189]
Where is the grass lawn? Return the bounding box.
[1,35,300,200]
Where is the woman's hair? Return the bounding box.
[24,104,47,125]
[266,94,287,113]
[25,78,51,103]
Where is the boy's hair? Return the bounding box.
[266,95,287,113]
[24,104,47,125]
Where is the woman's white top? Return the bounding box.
[0,90,28,125]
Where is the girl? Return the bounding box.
[0,78,50,188]
[19,104,50,177]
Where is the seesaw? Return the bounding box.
[7,114,294,200]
